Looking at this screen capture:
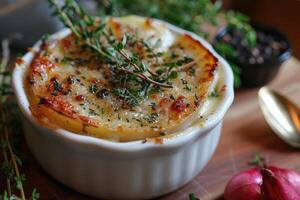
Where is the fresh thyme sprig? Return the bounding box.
[97,0,222,39]
[0,37,40,200]
[96,0,257,88]
[48,0,171,88]
[48,0,175,107]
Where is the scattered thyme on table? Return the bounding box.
[0,37,40,200]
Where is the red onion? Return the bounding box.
[267,166,300,195]
[224,167,262,200]
[224,165,300,200]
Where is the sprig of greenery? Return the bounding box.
[96,0,255,44]
[214,42,241,88]
[96,0,222,38]
[0,37,39,200]
[220,10,256,88]
[48,0,181,107]
[225,11,256,47]
[95,0,256,88]
[189,193,200,200]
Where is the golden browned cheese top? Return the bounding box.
[27,16,218,141]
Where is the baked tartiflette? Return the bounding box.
[26,16,219,142]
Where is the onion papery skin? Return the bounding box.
[267,166,300,197]
[262,168,300,200]
[224,167,263,200]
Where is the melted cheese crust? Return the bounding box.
[27,16,218,142]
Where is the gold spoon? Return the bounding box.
[258,86,300,148]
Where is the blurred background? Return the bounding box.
[228,0,300,58]
[0,0,299,56]
[0,0,299,87]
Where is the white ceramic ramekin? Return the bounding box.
[13,18,234,199]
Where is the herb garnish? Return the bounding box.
[208,90,219,98]
[49,0,197,107]
[89,83,98,94]
[0,37,40,199]
[52,79,63,92]
[143,112,159,124]
[149,102,157,110]
[96,0,257,88]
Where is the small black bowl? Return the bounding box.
[214,24,292,87]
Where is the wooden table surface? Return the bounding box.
[1,57,300,200]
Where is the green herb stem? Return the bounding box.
[48,0,172,89]
[116,49,172,88]
[1,109,26,200]
[48,0,177,107]
[177,60,197,72]
[0,36,39,200]
[0,37,26,200]
[3,148,12,196]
